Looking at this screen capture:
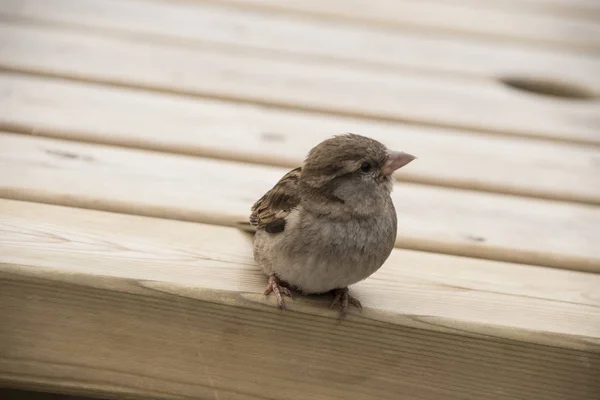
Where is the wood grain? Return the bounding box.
[1,199,599,400]
[453,0,600,19]
[0,23,598,146]
[1,132,599,272]
[195,0,600,51]
[1,72,599,206]
[3,0,599,89]
[0,1,597,398]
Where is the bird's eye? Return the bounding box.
[360,162,372,172]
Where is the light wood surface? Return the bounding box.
[1,199,599,399]
[2,73,599,205]
[2,0,600,94]
[1,132,599,272]
[202,0,600,51]
[453,0,600,18]
[1,0,598,397]
[0,23,598,147]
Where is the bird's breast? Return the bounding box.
[261,206,397,294]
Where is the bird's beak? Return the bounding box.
[382,151,416,175]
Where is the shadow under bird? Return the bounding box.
[250,133,416,319]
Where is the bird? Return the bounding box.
[249,133,416,319]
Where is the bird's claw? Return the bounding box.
[330,287,362,320]
[264,274,292,310]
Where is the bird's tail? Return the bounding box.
[234,220,257,234]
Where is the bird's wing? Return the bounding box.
[250,167,302,233]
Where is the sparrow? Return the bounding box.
[249,133,416,319]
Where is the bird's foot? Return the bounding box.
[331,287,362,320]
[264,274,292,310]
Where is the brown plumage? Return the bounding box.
[250,133,416,319]
[250,167,301,233]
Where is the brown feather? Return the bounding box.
[250,167,302,231]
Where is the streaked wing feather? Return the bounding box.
[250,167,302,231]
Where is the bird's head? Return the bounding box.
[299,133,415,216]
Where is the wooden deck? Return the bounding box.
[0,0,599,399]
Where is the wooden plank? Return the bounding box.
[1,133,599,272]
[0,24,598,146]
[197,0,600,51]
[1,0,599,95]
[1,199,599,399]
[1,72,600,206]
[452,0,600,18]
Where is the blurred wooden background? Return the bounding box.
[0,0,599,399]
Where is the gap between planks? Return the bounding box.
[2,0,599,77]
[0,132,599,273]
[1,0,600,97]
[0,21,598,147]
[0,72,599,206]
[0,199,599,399]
